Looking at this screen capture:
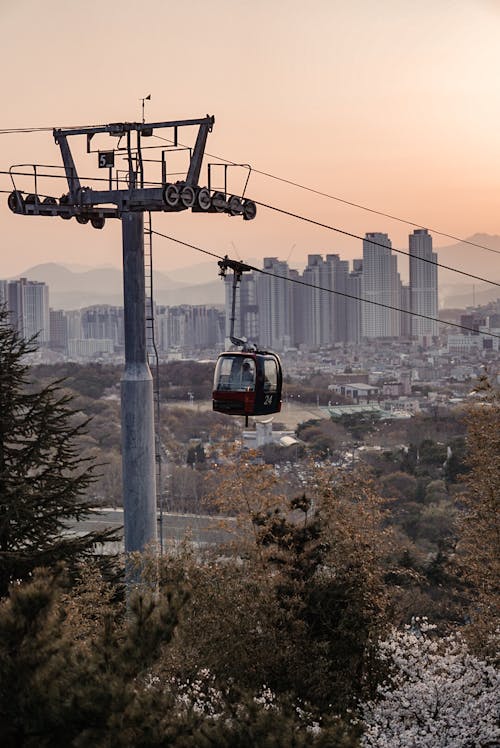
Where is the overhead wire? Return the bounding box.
[151,133,500,258]
[0,168,162,187]
[0,124,104,134]
[151,230,500,341]
[252,200,500,289]
[2,165,499,289]
[1,125,499,256]
[2,128,499,337]
[2,129,500,287]
[239,169,500,257]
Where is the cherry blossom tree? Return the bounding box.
[361,621,500,747]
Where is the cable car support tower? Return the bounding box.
[8,115,257,561]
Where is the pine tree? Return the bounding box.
[0,566,359,747]
[0,307,118,596]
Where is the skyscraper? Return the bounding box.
[0,280,7,309]
[239,273,259,345]
[49,309,68,352]
[302,254,330,347]
[400,283,411,338]
[223,273,259,346]
[346,260,363,344]
[296,253,349,347]
[6,278,50,344]
[331,256,349,342]
[409,229,438,342]
[255,258,292,350]
[361,233,401,338]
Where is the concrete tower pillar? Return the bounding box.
[120,212,158,556]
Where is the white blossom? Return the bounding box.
[361,622,500,747]
[174,668,225,717]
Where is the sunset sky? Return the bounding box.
[1,0,500,282]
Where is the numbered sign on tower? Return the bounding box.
[98,151,114,169]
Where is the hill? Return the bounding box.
[436,233,500,306]
[9,263,223,309]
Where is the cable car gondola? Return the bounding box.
[213,349,282,417]
[212,256,283,420]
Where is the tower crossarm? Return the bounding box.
[8,113,257,227]
[53,115,214,140]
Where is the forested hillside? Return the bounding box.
[1,346,497,745]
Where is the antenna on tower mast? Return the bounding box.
[140,94,151,124]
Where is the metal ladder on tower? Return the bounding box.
[144,211,165,554]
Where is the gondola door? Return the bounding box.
[253,354,282,415]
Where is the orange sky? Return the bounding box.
[1,0,500,282]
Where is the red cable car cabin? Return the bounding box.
[212,351,283,417]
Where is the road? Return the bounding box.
[75,508,237,551]
[183,399,330,430]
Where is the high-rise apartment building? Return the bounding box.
[299,253,350,346]
[224,273,259,345]
[332,256,350,342]
[239,273,259,344]
[81,305,124,348]
[0,280,7,308]
[302,254,330,347]
[220,235,438,350]
[6,278,50,344]
[289,268,305,346]
[400,284,411,338]
[361,233,401,338]
[255,258,292,350]
[346,260,363,344]
[157,305,224,351]
[409,229,438,341]
[49,309,69,352]
[65,310,83,340]
[224,273,241,343]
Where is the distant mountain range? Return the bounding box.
[436,233,500,307]
[10,262,224,310]
[7,234,500,311]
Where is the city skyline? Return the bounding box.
[1,2,500,281]
[0,228,443,354]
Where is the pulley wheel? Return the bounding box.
[180,184,196,208]
[7,190,23,212]
[211,191,227,212]
[163,183,180,208]
[243,199,257,221]
[228,195,243,216]
[91,215,106,230]
[197,187,211,211]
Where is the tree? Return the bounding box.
[163,465,392,715]
[379,471,417,502]
[0,308,117,596]
[361,622,500,747]
[0,566,182,747]
[457,382,500,659]
[0,566,359,747]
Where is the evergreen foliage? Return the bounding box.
[0,308,118,596]
[1,329,498,744]
[161,468,390,716]
[0,567,359,747]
